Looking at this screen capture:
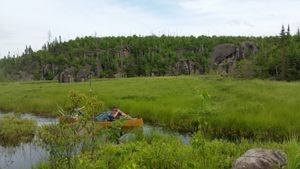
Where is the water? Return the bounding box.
[0,142,47,169]
[142,124,191,144]
[0,112,58,169]
[0,112,190,169]
[18,113,58,127]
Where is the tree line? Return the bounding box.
[1,26,300,81]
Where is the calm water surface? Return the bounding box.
[0,112,190,169]
[0,112,57,169]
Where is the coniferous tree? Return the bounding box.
[280,25,286,38]
[296,28,300,43]
[287,25,291,37]
[280,25,287,80]
[1,28,300,81]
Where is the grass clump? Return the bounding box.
[0,115,37,146]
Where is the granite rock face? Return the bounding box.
[212,44,238,65]
[211,41,258,74]
[58,67,75,83]
[232,148,287,169]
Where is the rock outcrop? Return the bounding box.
[19,71,34,81]
[211,41,258,74]
[58,67,75,83]
[232,148,287,169]
[75,65,91,82]
[212,44,238,65]
[240,41,259,58]
[42,64,58,80]
[169,59,198,75]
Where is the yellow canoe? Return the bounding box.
[59,116,144,128]
[98,118,144,128]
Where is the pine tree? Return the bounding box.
[287,25,291,37]
[296,28,300,43]
[280,25,286,38]
[28,45,33,54]
[25,45,28,55]
[280,25,287,80]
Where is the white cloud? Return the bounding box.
[0,0,168,57]
[176,0,300,35]
[1,0,300,57]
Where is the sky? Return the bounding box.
[1,0,300,58]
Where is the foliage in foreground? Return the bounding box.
[35,91,300,169]
[0,114,37,146]
[37,130,300,169]
[38,91,104,169]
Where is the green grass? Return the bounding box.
[0,114,37,146]
[0,76,300,139]
[36,130,300,169]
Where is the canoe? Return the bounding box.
[98,118,144,128]
[59,116,144,128]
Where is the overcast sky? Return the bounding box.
[1,0,300,58]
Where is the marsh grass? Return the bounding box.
[36,130,300,169]
[285,138,300,169]
[0,76,300,139]
[0,114,37,146]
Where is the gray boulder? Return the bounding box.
[118,133,137,144]
[232,148,287,169]
[212,44,238,65]
[211,41,258,74]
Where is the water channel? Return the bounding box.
[0,112,190,169]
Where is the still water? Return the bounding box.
[0,112,190,169]
[0,112,57,169]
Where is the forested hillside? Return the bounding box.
[1,26,300,81]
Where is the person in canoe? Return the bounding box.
[111,106,131,119]
[95,106,131,122]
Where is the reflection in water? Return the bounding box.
[142,124,191,144]
[0,112,190,169]
[0,142,47,169]
[0,112,58,169]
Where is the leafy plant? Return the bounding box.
[196,89,212,114]
[38,91,105,169]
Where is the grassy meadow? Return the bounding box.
[1,75,300,139]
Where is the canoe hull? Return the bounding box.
[59,116,144,128]
[98,118,144,128]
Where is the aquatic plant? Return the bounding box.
[0,114,37,147]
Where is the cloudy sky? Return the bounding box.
[1,0,300,57]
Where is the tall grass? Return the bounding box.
[0,114,37,146]
[0,76,300,139]
[36,130,300,169]
[285,138,300,169]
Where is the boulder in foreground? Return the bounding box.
[232,148,287,169]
